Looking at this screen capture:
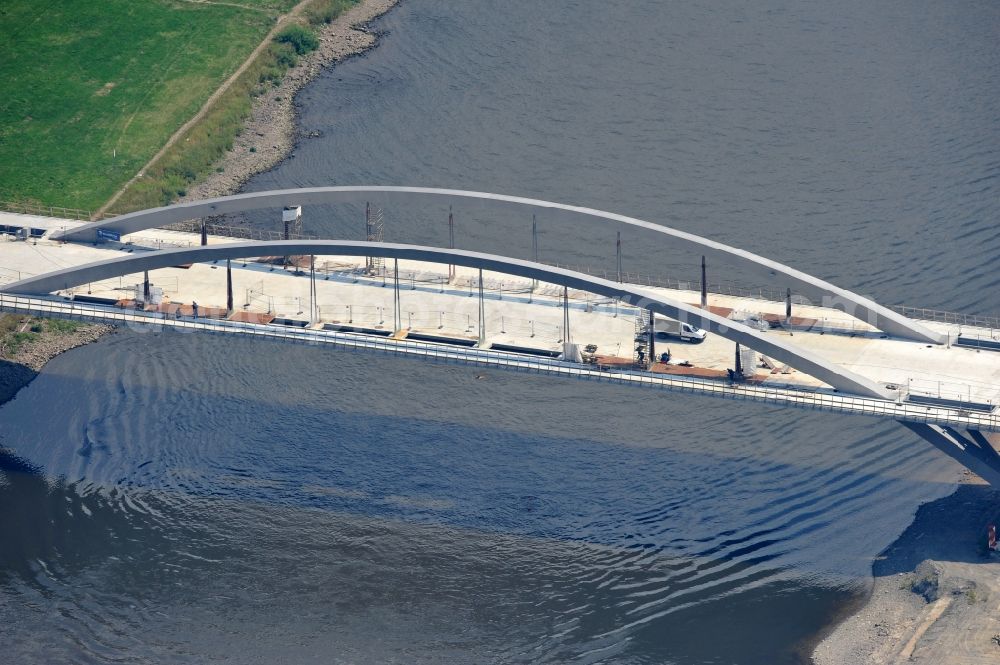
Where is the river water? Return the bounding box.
[1,0,998,663]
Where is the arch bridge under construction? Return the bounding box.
[1,187,998,486]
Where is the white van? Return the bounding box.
[653,315,707,343]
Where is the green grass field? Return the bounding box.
[0,0,301,211]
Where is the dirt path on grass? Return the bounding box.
[174,0,272,12]
[181,0,398,202]
[94,0,317,219]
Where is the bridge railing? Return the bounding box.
[539,260,796,303]
[125,235,199,251]
[163,220,319,242]
[3,293,1000,432]
[0,266,29,285]
[7,241,994,350]
[0,200,112,222]
[248,257,882,339]
[892,305,1000,333]
[259,257,1000,341]
[304,259,610,309]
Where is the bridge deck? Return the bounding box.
[2,292,998,433]
[2,211,999,419]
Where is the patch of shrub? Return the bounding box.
[305,0,358,25]
[8,331,35,354]
[275,24,318,55]
[45,319,81,333]
[274,46,298,69]
[911,562,940,602]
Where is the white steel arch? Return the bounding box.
[51,187,945,345]
[2,239,892,399]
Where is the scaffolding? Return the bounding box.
[282,206,303,239]
[634,308,651,368]
[365,202,384,275]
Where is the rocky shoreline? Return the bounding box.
[813,476,1000,664]
[183,0,401,201]
[8,323,113,373]
[0,319,113,405]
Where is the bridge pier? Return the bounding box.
[903,422,1000,488]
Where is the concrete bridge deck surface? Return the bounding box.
[2,211,999,410]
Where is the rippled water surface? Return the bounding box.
[2,0,999,662]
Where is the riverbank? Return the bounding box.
[813,474,1000,664]
[0,0,398,404]
[1,0,299,211]
[0,314,113,405]
[183,0,399,201]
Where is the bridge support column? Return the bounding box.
[478,268,485,346]
[393,258,401,332]
[562,286,570,344]
[786,288,792,324]
[448,206,455,282]
[365,202,371,273]
[648,307,655,365]
[616,232,622,283]
[903,422,1000,488]
[530,215,539,298]
[200,220,207,247]
[309,255,317,323]
[701,256,707,309]
[226,260,233,316]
